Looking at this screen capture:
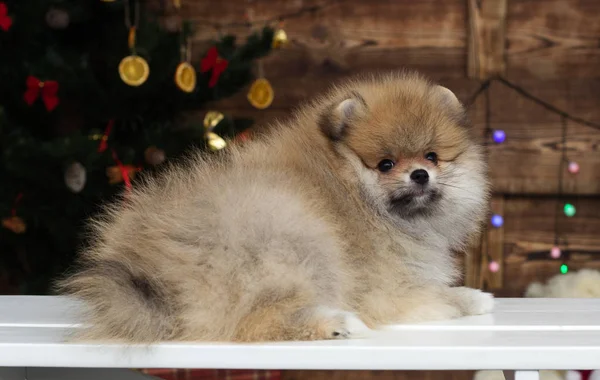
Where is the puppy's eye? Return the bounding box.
[425,152,438,164]
[377,159,395,172]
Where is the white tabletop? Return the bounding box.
[1,296,599,370]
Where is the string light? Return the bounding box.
[564,203,576,217]
[490,214,503,228]
[488,260,499,273]
[567,161,580,174]
[464,79,598,277]
[492,129,506,144]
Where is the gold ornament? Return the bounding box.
[119,26,149,87]
[247,78,274,109]
[203,111,224,130]
[206,132,227,151]
[203,111,226,151]
[2,216,26,234]
[174,62,196,93]
[272,28,289,49]
[119,55,149,86]
[144,146,166,166]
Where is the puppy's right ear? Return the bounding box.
[319,93,367,141]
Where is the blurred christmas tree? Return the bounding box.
[0,0,274,294]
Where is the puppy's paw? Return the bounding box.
[311,306,371,340]
[450,287,495,316]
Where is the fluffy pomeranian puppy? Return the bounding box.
[56,70,493,343]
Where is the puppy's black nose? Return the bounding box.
[410,169,429,185]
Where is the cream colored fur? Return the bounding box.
[56,70,493,343]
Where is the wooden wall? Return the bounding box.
[174,0,600,379]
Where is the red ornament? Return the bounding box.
[23,76,60,111]
[0,2,12,31]
[234,129,252,143]
[200,46,228,88]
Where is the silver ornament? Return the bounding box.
[64,161,86,193]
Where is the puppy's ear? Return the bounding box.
[435,85,470,126]
[436,86,463,109]
[319,92,367,141]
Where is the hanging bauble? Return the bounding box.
[2,216,26,234]
[45,8,70,29]
[106,165,140,184]
[119,27,150,87]
[144,146,166,166]
[206,132,226,151]
[64,161,86,193]
[175,62,196,93]
[272,28,289,49]
[119,55,149,87]
[247,78,274,109]
[203,111,224,130]
[163,14,182,33]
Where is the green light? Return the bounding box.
[564,203,576,217]
[560,264,569,274]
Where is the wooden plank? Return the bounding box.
[477,79,600,195]
[207,78,600,196]
[506,0,600,79]
[495,197,600,297]
[208,78,600,196]
[176,0,600,195]
[483,196,505,290]
[467,0,508,79]
[504,197,600,258]
[184,0,468,80]
[464,244,482,290]
[503,260,600,298]
[210,77,482,119]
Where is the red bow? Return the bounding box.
[23,76,60,111]
[200,46,228,88]
[0,2,12,31]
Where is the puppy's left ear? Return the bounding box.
[436,86,463,110]
[319,92,367,141]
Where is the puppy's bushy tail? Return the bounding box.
[55,258,177,343]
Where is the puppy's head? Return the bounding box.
[319,72,490,247]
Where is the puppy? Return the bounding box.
[56,70,493,343]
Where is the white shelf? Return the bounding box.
[1,296,599,370]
